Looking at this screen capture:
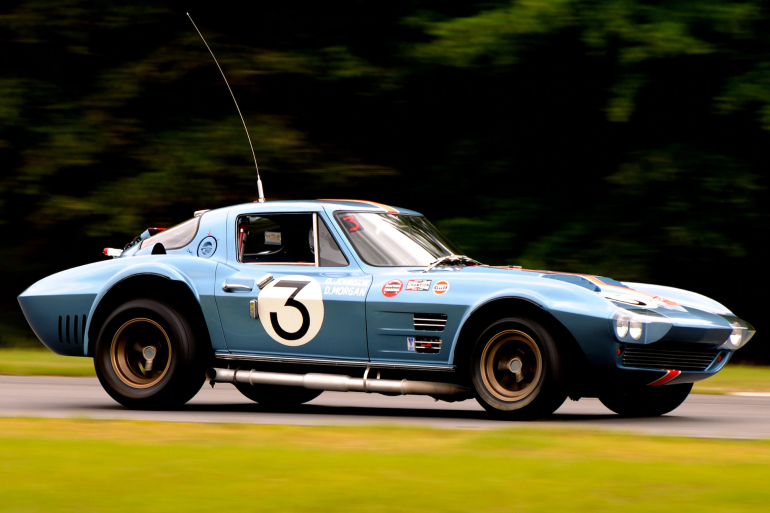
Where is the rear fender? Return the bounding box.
[84,260,222,355]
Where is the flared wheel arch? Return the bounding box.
[87,274,212,363]
[452,298,589,389]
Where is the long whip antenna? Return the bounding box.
[187,13,265,202]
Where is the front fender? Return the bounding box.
[446,276,617,364]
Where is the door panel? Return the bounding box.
[216,265,371,360]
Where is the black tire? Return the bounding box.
[599,383,692,417]
[470,317,567,420]
[234,383,323,406]
[94,299,206,409]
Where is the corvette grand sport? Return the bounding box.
[18,199,755,419]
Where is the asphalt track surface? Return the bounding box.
[1,375,768,439]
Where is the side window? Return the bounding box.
[318,219,349,267]
[238,214,315,264]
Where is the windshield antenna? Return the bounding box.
[187,13,265,203]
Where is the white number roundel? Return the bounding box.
[258,275,324,346]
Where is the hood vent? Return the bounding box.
[414,313,447,331]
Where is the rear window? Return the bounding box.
[139,218,200,250]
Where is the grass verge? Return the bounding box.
[0,348,95,376]
[692,363,770,394]
[0,418,768,512]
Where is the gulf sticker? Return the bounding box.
[382,279,404,297]
[433,281,450,295]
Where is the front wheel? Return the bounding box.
[94,299,206,409]
[599,383,692,417]
[470,317,567,420]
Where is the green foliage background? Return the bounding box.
[1,0,767,360]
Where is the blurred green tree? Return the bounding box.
[1,0,767,360]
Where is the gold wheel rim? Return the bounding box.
[110,318,172,389]
[480,329,542,402]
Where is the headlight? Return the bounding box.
[616,314,629,338]
[729,323,743,347]
[612,308,672,343]
[721,319,756,350]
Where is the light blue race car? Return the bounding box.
[17,199,755,418]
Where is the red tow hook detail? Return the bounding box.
[648,369,681,387]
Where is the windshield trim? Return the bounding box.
[333,211,458,268]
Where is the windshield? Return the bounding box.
[335,212,462,266]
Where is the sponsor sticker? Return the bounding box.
[406,279,432,291]
[407,337,415,352]
[433,281,450,295]
[382,279,403,297]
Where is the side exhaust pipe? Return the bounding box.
[206,367,471,398]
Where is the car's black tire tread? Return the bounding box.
[599,383,692,417]
[93,299,205,409]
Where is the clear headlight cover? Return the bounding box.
[616,314,629,338]
[629,319,643,340]
[721,319,756,350]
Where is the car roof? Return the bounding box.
[211,199,421,217]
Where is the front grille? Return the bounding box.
[622,342,720,371]
[414,313,447,331]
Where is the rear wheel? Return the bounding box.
[234,383,322,406]
[94,299,206,409]
[599,383,692,417]
[470,317,567,420]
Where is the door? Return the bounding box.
[215,211,371,361]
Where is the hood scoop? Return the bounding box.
[541,274,600,292]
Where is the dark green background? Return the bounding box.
[1,0,767,361]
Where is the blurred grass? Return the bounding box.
[0,348,94,377]
[692,364,770,395]
[0,418,769,512]
[1,349,769,394]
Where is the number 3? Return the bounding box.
[269,281,310,340]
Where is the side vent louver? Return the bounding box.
[414,336,442,354]
[414,313,447,331]
[59,314,87,345]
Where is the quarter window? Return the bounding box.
[139,217,200,250]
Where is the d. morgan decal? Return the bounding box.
[258,275,324,346]
[382,279,403,297]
